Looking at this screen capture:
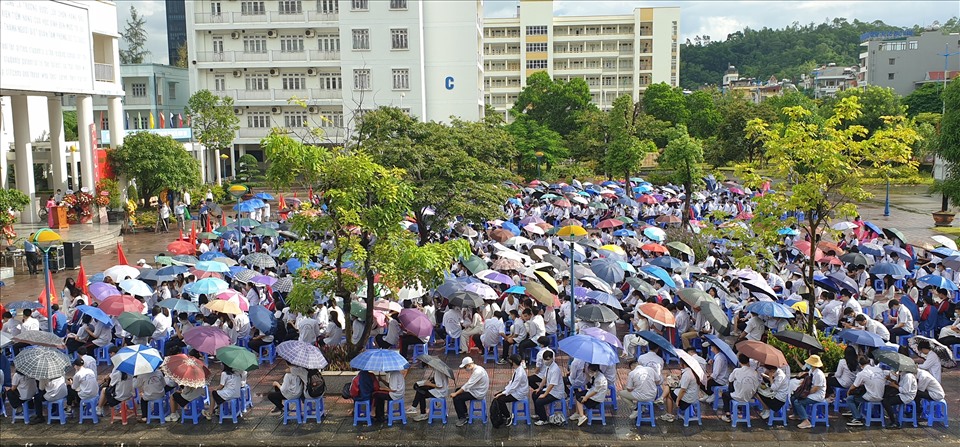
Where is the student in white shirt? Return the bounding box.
[881,370,916,424]
[620,360,661,419]
[67,358,99,412]
[450,357,489,426]
[757,363,789,420]
[886,299,915,338]
[569,363,608,426]
[915,340,942,382]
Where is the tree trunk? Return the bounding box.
[806,213,817,335]
[415,208,429,246]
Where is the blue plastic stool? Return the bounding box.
[585,401,607,425]
[412,343,428,363]
[548,399,569,420]
[832,387,848,413]
[528,346,539,364]
[151,336,169,355]
[679,401,702,427]
[897,401,918,427]
[236,336,251,348]
[387,398,407,426]
[730,400,751,427]
[218,398,241,424]
[511,399,532,425]
[636,401,657,427]
[444,335,460,355]
[45,398,68,425]
[767,402,789,427]
[863,401,885,427]
[78,396,100,424]
[635,344,648,359]
[181,398,204,424]
[241,384,253,412]
[922,399,949,427]
[2,345,15,363]
[11,402,32,424]
[427,398,447,424]
[897,335,914,348]
[711,385,728,411]
[353,400,373,426]
[806,401,830,427]
[258,344,276,365]
[282,399,303,425]
[482,344,499,363]
[95,346,111,365]
[467,399,487,424]
[303,397,325,422]
[547,333,559,348]
[145,399,169,424]
[953,344,960,361]
[605,385,618,411]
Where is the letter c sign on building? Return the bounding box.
[444,76,455,90]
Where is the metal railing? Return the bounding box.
[94,63,115,82]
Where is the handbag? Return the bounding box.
[792,374,812,399]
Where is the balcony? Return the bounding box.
[94,63,115,82]
[309,89,341,99]
[306,11,339,22]
[123,96,154,106]
[223,89,343,103]
[307,50,340,61]
[238,127,271,139]
[196,51,340,64]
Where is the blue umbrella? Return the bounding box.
[633,184,653,193]
[590,258,625,285]
[884,245,913,261]
[585,290,623,310]
[639,265,676,288]
[76,305,112,325]
[504,285,526,295]
[562,248,587,263]
[617,198,638,207]
[228,266,250,278]
[253,192,275,201]
[349,349,410,372]
[557,335,619,366]
[158,298,200,313]
[199,251,227,261]
[249,305,277,334]
[899,296,920,321]
[570,286,591,299]
[436,276,480,299]
[858,243,884,257]
[862,221,883,235]
[617,261,637,273]
[285,258,304,273]
[195,260,230,273]
[827,272,860,295]
[813,274,841,292]
[233,201,258,213]
[870,262,909,277]
[507,197,521,206]
[155,265,188,278]
[917,274,958,291]
[4,300,42,311]
[777,228,800,236]
[704,334,737,364]
[612,229,636,237]
[930,247,960,258]
[88,273,106,284]
[744,301,795,319]
[501,221,521,236]
[186,278,230,295]
[112,344,162,376]
[217,229,241,241]
[836,329,886,348]
[649,256,683,270]
[244,198,266,209]
[635,331,677,355]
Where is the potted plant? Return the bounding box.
[96,179,124,223]
[0,188,30,247]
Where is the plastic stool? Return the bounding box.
[863,401,885,427]
[145,399,169,424]
[636,401,657,427]
[110,399,135,425]
[897,335,914,348]
[922,399,949,427]
[181,398,204,424]
[482,344,499,364]
[258,344,276,365]
[218,398,241,424]
[635,344,648,359]
[832,387,848,413]
[585,401,607,425]
[952,344,960,361]
[151,336,169,355]
[11,402,33,424]
[412,343,428,363]
[730,400,751,427]
[529,346,539,364]
[237,336,251,348]
[444,335,460,355]
[78,396,100,424]
[353,400,373,426]
[897,401,918,427]
[282,399,303,425]
[547,333,559,348]
[45,398,68,425]
[240,384,253,412]
[386,398,407,426]
[806,401,830,427]
[711,385,728,411]
[767,403,789,427]
[511,399,532,425]
[467,399,487,424]
[95,346,111,365]
[605,385,618,411]
[662,350,679,365]
[679,401,702,427]
[427,398,447,424]
[548,399,569,420]
[303,397,325,422]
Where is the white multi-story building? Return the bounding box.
[483,0,680,118]
[185,0,483,162]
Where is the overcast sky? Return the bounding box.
[119,0,958,65]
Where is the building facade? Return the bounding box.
[185,0,484,161]
[859,30,960,96]
[166,0,188,66]
[483,0,680,118]
[809,64,859,99]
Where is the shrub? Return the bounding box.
[321,345,353,371]
[96,178,122,210]
[766,327,845,373]
[127,183,139,205]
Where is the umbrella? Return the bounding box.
[839,252,868,266]
[118,312,156,337]
[100,295,145,316]
[273,277,293,293]
[703,334,737,364]
[872,350,918,374]
[118,279,153,297]
[0,332,10,348]
[161,354,213,387]
[826,272,860,295]
[504,285,526,295]
[931,235,958,251]
[590,258,625,285]
[158,265,190,277]
[612,229,636,237]
[252,227,280,238]
[195,260,230,273]
[524,281,560,307]
[870,262,910,277]
[859,243,884,257]
[463,282,499,301]
[250,274,277,286]
[740,278,778,299]
[576,304,617,323]
[214,257,239,268]
[597,218,624,229]
[917,274,958,291]
[585,290,622,310]
[198,232,220,240]
[104,265,140,282]
[12,330,65,349]
[582,326,622,349]
[649,256,684,270]
[13,347,71,379]
[418,354,454,379]
[677,288,710,308]
[501,221,521,236]
[350,349,410,371]
[638,265,676,288]
[675,350,706,383]
[436,277,477,299]
[233,202,258,213]
[699,300,730,335]
[479,270,514,286]
[666,241,694,258]
[908,336,955,364]
[637,302,676,327]
[883,228,906,244]
[199,251,226,261]
[244,253,277,269]
[461,255,488,275]
[735,340,787,367]
[186,277,230,295]
[632,330,675,355]
[158,298,200,313]
[836,329,886,348]
[643,227,666,241]
[4,300,42,311]
[374,299,403,313]
[232,268,258,283]
[533,270,560,295]
[205,299,243,315]
[249,305,277,334]
[184,326,231,354]
[640,243,668,254]
[541,253,567,272]
[557,225,587,238]
[167,241,195,256]
[557,335,619,365]
[884,245,913,261]
[449,290,484,308]
[744,301,794,319]
[832,222,859,231]
[277,340,329,369]
[76,305,112,324]
[492,258,524,271]
[112,344,162,376]
[397,308,433,338]
[489,228,515,243]
[772,331,823,352]
[216,346,259,371]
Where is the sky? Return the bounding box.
[119,0,959,65]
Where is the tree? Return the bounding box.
[744,96,920,333]
[119,6,150,64]
[185,90,240,158]
[708,92,768,165]
[903,83,944,116]
[511,71,594,136]
[685,89,721,139]
[506,115,567,178]
[62,111,79,141]
[642,83,689,125]
[604,95,652,181]
[656,126,704,227]
[236,154,261,182]
[263,132,328,191]
[566,107,610,171]
[173,42,189,69]
[831,86,906,137]
[109,132,201,197]
[933,78,960,210]
[0,188,31,233]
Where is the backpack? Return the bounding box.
[490,400,505,428]
[306,370,325,397]
[348,374,361,399]
[548,412,567,426]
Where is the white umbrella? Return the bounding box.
[580,275,614,294]
[104,265,140,282]
[832,221,859,231]
[505,236,535,247]
[495,248,529,263]
[397,285,426,301]
[569,195,589,205]
[523,224,545,235]
[119,279,153,297]
[522,263,556,278]
[932,235,958,251]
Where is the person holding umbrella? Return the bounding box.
[410,357,450,422]
[492,354,527,427]
[266,360,307,414]
[791,355,827,429]
[450,357,489,427]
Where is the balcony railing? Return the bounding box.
[222,89,343,102]
[194,11,339,24]
[195,51,340,64]
[94,63,115,82]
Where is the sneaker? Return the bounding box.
[496,359,507,365]
[201,410,212,420]
[798,420,812,429]
[629,411,639,419]
[841,411,853,417]
[569,414,581,422]
[270,408,282,414]
[719,414,731,423]
[412,413,428,422]
[654,399,664,406]
[578,415,588,426]
[846,419,864,427]
[96,407,104,417]
[168,412,180,422]
[407,407,420,415]
[760,409,770,420]
[506,414,514,426]
[659,414,676,422]
[534,420,550,426]
[704,394,716,404]
[456,418,468,427]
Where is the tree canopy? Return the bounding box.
[904,82,945,116]
[119,6,150,64]
[511,71,595,136]
[186,90,240,152]
[643,83,689,125]
[657,126,704,227]
[933,78,960,207]
[109,131,201,197]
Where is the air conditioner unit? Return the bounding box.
[305,29,316,38]
[267,30,278,38]
[230,31,240,39]
[307,106,319,114]
[269,68,280,77]
[306,68,317,76]
[271,107,282,115]
[232,70,242,77]
[233,108,243,115]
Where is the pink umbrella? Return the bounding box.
[216,289,250,312]
[89,283,121,301]
[397,308,433,338]
[374,299,402,313]
[183,326,231,355]
[582,326,622,349]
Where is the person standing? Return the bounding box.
[45,195,57,227]
[23,234,40,275]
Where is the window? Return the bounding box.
[212,37,224,54]
[248,112,270,128]
[526,43,547,52]
[131,83,147,97]
[214,75,226,91]
[321,112,343,127]
[909,41,918,50]
[391,29,408,50]
[245,73,269,90]
[888,73,895,80]
[168,82,177,100]
[352,29,370,50]
[392,68,409,90]
[240,1,265,15]
[318,0,338,13]
[351,0,368,11]
[243,35,268,53]
[280,35,305,52]
[210,1,222,15]
[525,25,547,36]
[101,117,109,131]
[318,34,340,52]
[318,73,342,90]
[390,0,407,9]
[282,74,306,90]
[526,59,547,69]
[284,111,308,128]
[888,58,896,65]
[353,69,370,90]
[278,0,302,14]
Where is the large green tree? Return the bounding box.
[904,82,944,117]
[656,126,704,227]
[933,78,960,210]
[263,132,329,191]
[506,115,567,178]
[642,83,689,125]
[685,89,721,139]
[119,6,150,64]
[826,86,906,137]
[109,132,201,197]
[512,71,594,136]
[604,95,652,181]
[186,90,240,159]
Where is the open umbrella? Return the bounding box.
[908,335,955,365]
[883,228,906,244]
[350,349,409,371]
[677,288,710,308]
[216,346,259,371]
[76,305,112,324]
[12,330,65,349]
[112,344,162,376]
[643,227,666,241]
[872,350,918,374]
[772,331,823,352]
[581,326,622,349]
[741,278,778,300]
[205,299,243,315]
[744,301,794,319]
[650,256,684,270]
[666,241,694,258]
[418,354,455,379]
[277,340,329,369]
[248,305,277,334]
[479,270,514,286]
[703,334,737,364]
[839,252,869,266]
[397,308,433,338]
[735,340,787,367]
[917,274,959,291]
[461,255,488,275]
[625,278,659,297]
[195,260,230,273]
[524,281,560,307]
[118,312,156,337]
[637,302,676,327]
[558,335,619,366]
[532,270,560,295]
[13,347,71,379]
[158,298,200,313]
[699,300,730,335]
[273,277,293,293]
[119,279,153,297]
[244,253,277,269]
[100,295,145,316]
[636,330,677,355]
[166,241,195,256]
[184,326,231,354]
[931,235,958,251]
[580,275,614,294]
[576,304,617,323]
[186,277,230,295]
[104,265,140,282]
[584,290,622,310]
[836,329,886,348]
[4,300,43,311]
[675,350,705,382]
[590,258,625,285]
[448,290,483,309]
[639,265,676,288]
[870,262,909,277]
[161,353,213,387]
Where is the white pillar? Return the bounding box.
[107,96,125,148]
[47,97,68,192]
[214,148,222,185]
[12,96,38,223]
[76,95,96,192]
[229,146,237,178]
[197,145,206,184]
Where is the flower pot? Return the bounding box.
[933,211,955,227]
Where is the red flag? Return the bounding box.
[189,221,197,246]
[308,187,314,202]
[205,214,212,233]
[159,112,166,129]
[76,264,88,295]
[221,214,227,227]
[293,191,298,198]
[117,242,128,265]
[37,274,59,317]
[178,113,183,128]
[278,195,287,210]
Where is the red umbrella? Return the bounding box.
[640,243,668,254]
[160,354,212,388]
[553,198,572,208]
[597,219,624,229]
[637,302,676,327]
[167,240,195,256]
[100,295,144,316]
[637,195,658,204]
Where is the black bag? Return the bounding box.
[341,382,352,400]
[792,374,813,399]
[490,398,506,428]
[306,370,326,397]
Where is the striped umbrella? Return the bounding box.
[233,268,258,283]
[276,340,328,369]
[349,349,409,372]
[13,347,71,379]
[112,344,163,376]
[216,289,250,312]
[272,277,293,293]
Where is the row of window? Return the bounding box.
[246,111,344,128]
[236,30,408,52]
[223,69,410,92]
[127,82,178,100]
[878,41,918,51]
[232,0,406,15]
[351,29,408,50]
[352,68,410,90]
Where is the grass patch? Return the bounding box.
[933,226,960,236]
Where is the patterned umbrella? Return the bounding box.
[491,258,524,271]
[14,347,71,379]
[4,300,42,311]
[273,277,293,293]
[184,326,231,354]
[244,253,277,269]
[349,349,409,372]
[276,340,328,369]
[100,295,145,316]
[216,346,259,371]
[12,330,65,349]
[171,255,199,266]
[112,344,162,376]
[161,354,212,387]
[233,269,258,283]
